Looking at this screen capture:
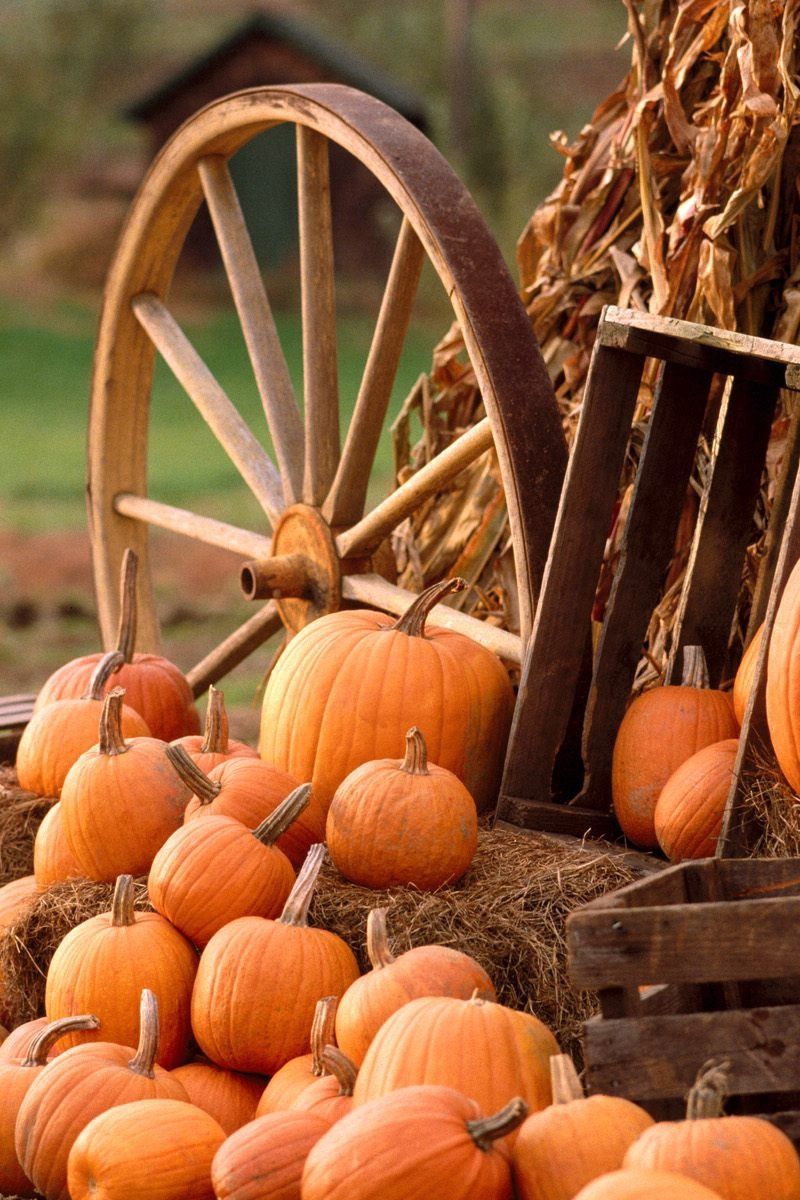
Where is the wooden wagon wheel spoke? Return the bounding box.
[197,154,304,504]
[132,292,285,524]
[113,493,272,560]
[185,602,283,696]
[297,125,340,506]
[324,217,425,527]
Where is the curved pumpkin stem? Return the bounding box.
[392,577,468,638]
[253,784,312,847]
[319,1046,357,1096]
[466,1097,528,1150]
[99,688,131,757]
[111,874,137,927]
[82,650,125,702]
[128,989,160,1078]
[200,685,229,755]
[687,1059,730,1119]
[166,744,221,804]
[550,1054,584,1104]
[21,1014,100,1068]
[279,843,326,927]
[115,547,139,663]
[366,908,396,969]
[682,645,710,689]
[310,996,338,1077]
[400,727,429,776]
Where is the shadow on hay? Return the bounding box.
[0,766,52,887]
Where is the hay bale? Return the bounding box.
[743,760,800,858]
[0,765,52,888]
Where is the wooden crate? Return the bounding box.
[567,855,800,1142]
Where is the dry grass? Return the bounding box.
[0,765,52,887]
[743,757,800,859]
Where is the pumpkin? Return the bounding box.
[302,1085,527,1200]
[353,993,558,1128]
[0,876,39,1027]
[512,1053,654,1200]
[211,1109,331,1200]
[256,995,338,1116]
[178,749,318,868]
[35,549,200,740]
[192,844,359,1074]
[148,782,309,946]
[573,1170,725,1199]
[33,802,83,887]
[335,907,496,1065]
[623,1061,800,1199]
[612,647,738,847]
[171,684,257,773]
[171,1060,265,1135]
[291,1046,357,1124]
[768,557,800,792]
[45,874,197,1068]
[326,727,478,889]
[733,625,762,725]
[654,739,739,861]
[66,1098,224,1200]
[260,578,515,813]
[60,688,190,880]
[17,651,150,797]
[16,989,188,1200]
[0,1018,47,1062]
[0,1013,98,1196]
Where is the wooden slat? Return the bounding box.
[185,602,282,696]
[717,857,800,900]
[494,796,619,840]
[577,859,692,912]
[114,493,272,559]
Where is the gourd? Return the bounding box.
[33,802,83,887]
[260,578,515,813]
[256,995,338,1115]
[612,647,737,847]
[573,1170,725,1199]
[170,1060,265,1135]
[654,739,738,861]
[768,557,800,792]
[60,689,190,880]
[192,845,359,1074]
[171,685,257,772]
[45,874,197,1068]
[733,625,762,725]
[335,907,495,1065]
[326,727,478,889]
[290,1046,357,1124]
[211,1110,331,1200]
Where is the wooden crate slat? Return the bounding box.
[579,859,692,911]
[717,857,800,899]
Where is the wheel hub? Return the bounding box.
[240,504,341,634]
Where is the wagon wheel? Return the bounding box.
[88,84,566,697]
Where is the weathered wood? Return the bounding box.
[114,493,272,559]
[185,602,282,696]
[240,555,308,600]
[494,796,619,839]
[717,857,800,899]
[578,859,692,912]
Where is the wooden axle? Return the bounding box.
[240,554,313,601]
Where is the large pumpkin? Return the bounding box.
[259,578,515,812]
[211,1110,331,1200]
[170,1060,265,1135]
[768,558,800,792]
[33,802,83,888]
[654,739,738,861]
[612,647,737,847]
[291,1046,358,1125]
[733,625,762,725]
[256,995,339,1115]
[171,685,257,773]
[574,1170,724,1199]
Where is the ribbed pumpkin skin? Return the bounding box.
[192,917,359,1074]
[291,1075,353,1125]
[66,1099,224,1200]
[211,1110,331,1200]
[45,910,197,1068]
[768,559,800,792]
[353,996,557,1124]
[733,626,762,725]
[259,609,514,813]
[171,1061,265,1135]
[256,1053,316,1115]
[654,740,738,861]
[33,802,83,887]
[623,1114,800,1200]
[148,816,295,946]
[0,1018,47,1062]
[574,1169,724,1199]
[612,687,737,847]
[15,1042,189,1200]
[513,1095,654,1200]
[302,1085,515,1200]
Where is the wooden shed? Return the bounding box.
[126,8,429,275]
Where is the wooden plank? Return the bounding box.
[748,404,800,640]
[636,982,705,1017]
[717,857,800,900]
[578,361,712,809]
[114,494,272,559]
[493,796,619,840]
[577,859,692,913]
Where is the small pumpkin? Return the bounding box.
[171,1060,266,1135]
[33,802,83,887]
[654,739,739,861]
[256,995,338,1116]
[302,1085,527,1200]
[335,907,495,1065]
[211,1109,331,1200]
[192,844,359,1075]
[149,781,310,945]
[573,1170,724,1199]
[768,557,800,793]
[45,874,197,1068]
[733,625,762,725]
[171,684,257,773]
[612,647,738,847]
[60,688,190,880]
[326,727,478,889]
[67,1098,225,1200]
[291,1046,357,1125]
[0,1018,47,1063]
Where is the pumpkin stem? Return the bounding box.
[466,1097,528,1150]
[99,688,131,757]
[366,908,396,969]
[310,997,338,1077]
[253,784,312,846]
[111,874,137,927]
[686,1059,730,1119]
[550,1054,585,1104]
[166,744,221,804]
[199,685,229,755]
[278,843,326,927]
[391,577,468,638]
[682,645,710,689]
[319,1046,358,1096]
[400,727,429,776]
[21,1014,100,1068]
[115,548,139,662]
[82,650,125,701]
[128,989,160,1078]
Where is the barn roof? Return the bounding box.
[126,8,429,130]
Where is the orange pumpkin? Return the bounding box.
[0,1018,47,1063]
[512,1054,654,1200]
[302,1085,526,1200]
[33,802,83,887]
[45,874,197,1068]
[326,727,478,889]
[16,990,188,1200]
[260,578,515,813]
[192,845,359,1074]
[171,1060,265,1135]
[171,685,257,773]
[612,647,738,847]
[353,994,558,1128]
[733,625,762,725]
[67,1098,224,1200]
[573,1170,724,1199]
[291,1046,357,1125]
[148,782,309,946]
[654,739,738,861]
[60,688,190,880]
[211,1110,331,1200]
[335,907,495,1065]
[768,557,800,792]
[17,651,150,797]
[256,995,338,1116]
